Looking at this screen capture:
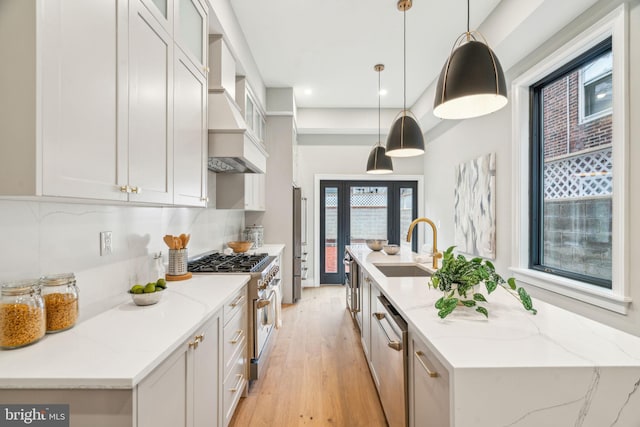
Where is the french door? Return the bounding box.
[320,180,418,284]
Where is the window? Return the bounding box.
[530,38,613,288]
[580,51,613,122]
[510,5,630,314]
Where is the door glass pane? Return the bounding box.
[180,0,203,63]
[350,186,387,244]
[151,0,167,18]
[399,187,414,249]
[324,187,338,273]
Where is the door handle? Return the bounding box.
[373,312,403,351]
[415,351,439,378]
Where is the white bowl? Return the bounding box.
[129,289,164,306]
[383,244,400,255]
[366,239,388,251]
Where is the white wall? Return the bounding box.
[0,192,244,322]
[296,137,424,286]
[423,0,640,336]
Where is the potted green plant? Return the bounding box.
[429,246,537,319]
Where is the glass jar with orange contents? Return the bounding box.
[40,273,79,333]
[0,279,46,349]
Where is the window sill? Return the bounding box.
[509,267,631,314]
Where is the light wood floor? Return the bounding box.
[229,286,387,427]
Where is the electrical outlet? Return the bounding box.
[100,231,113,256]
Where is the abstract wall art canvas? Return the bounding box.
[454,153,496,259]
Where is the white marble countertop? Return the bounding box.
[258,244,285,256]
[347,245,640,370]
[0,275,249,389]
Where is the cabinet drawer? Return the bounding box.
[223,303,247,372]
[224,287,247,325]
[222,345,246,426]
[412,337,450,427]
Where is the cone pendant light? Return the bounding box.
[385,0,424,158]
[367,64,393,174]
[433,0,507,119]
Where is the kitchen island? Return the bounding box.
[347,245,640,427]
[0,274,250,427]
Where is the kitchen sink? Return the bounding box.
[374,264,432,277]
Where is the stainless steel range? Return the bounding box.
[187,252,280,382]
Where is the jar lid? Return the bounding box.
[40,273,76,287]
[1,279,41,296]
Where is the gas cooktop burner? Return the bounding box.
[187,253,270,273]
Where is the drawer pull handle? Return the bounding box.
[373,312,403,351]
[230,294,245,308]
[230,330,243,344]
[188,340,199,350]
[230,374,244,393]
[195,333,205,343]
[415,351,439,378]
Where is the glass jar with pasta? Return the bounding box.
[40,273,79,333]
[0,279,46,349]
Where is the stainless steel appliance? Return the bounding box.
[293,186,303,302]
[344,252,360,328]
[372,294,408,427]
[187,252,280,381]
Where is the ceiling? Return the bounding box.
[229,0,502,109]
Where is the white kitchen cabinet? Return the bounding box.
[127,0,174,204]
[360,271,373,362]
[175,0,208,76]
[216,173,266,211]
[221,286,248,427]
[137,313,220,427]
[236,78,266,145]
[409,329,450,427]
[0,0,208,206]
[173,48,208,206]
[0,0,126,201]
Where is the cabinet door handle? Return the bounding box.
[415,351,439,378]
[373,312,403,351]
[130,186,142,194]
[188,340,199,350]
[195,333,205,343]
[230,374,244,393]
[230,294,245,308]
[119,185,131,193]
[230,329,244,344]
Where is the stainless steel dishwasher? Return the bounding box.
[372,294,407,427]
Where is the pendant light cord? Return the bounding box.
[403,8,407,112]
[378,68,381,145]
[467,0,470,33]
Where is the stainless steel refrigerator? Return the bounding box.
[293,186,303,301]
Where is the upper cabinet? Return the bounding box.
[0,0,208,206]
[236,78,266,145]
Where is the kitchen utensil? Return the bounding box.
[184,234,190,247]
[179,233,188,249]
[163,235,175,249]
[227,241,253,253]
[383,244,400,255]
[366,239,388,251]
[129,288,164,306]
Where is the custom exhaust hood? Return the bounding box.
[208,36,267,173]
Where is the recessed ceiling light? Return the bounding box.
[379,89,388,96]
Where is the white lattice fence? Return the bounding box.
[544,147,612,199]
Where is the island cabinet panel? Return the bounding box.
[409,329,450,427]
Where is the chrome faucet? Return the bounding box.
[406,217,442,269]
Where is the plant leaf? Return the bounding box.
[476,306,488,318]
[460,300,476,307]
[485,280,498,294]
[473,293,487,302]
[435,296,445,309]
[517,287,537,314]
[507,277,517,290]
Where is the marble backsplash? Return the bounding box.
[0,199,244,321]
